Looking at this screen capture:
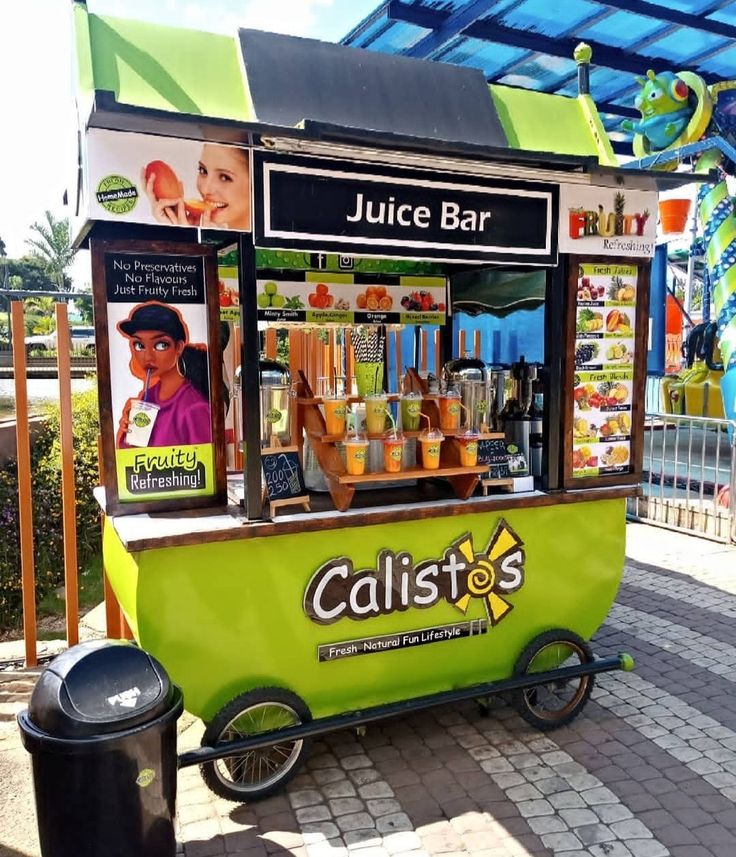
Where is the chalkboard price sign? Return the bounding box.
[477,438,510,478]
[261,446,310,515]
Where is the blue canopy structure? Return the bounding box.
[342,0,736,156]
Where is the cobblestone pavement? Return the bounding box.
[2,523,735,857]
[173,524,736,857]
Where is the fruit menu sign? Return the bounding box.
[572,263,637,478]
[255,274,447,325]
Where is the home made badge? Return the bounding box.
[304,520,526,662]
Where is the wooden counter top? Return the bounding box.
[97,484,641,553]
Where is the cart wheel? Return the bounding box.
[200,687,311,802]
[512,630,594,731]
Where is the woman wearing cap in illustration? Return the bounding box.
[116,302,212,448]
[143,143,251,230]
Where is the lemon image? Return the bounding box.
[264,281,278,296]
[257,293,271,308]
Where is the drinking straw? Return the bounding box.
[374,364,380,394]
[333,369,337,398]
[143,368,152,403]
[385,408,398,439]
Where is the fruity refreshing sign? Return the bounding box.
[304,520,525,661]
[86,129,252,233]
[558,184,657,258]
[572,263,637,477]
[255,272,447,325]
[92,240,225,514]
[254,151,557,265]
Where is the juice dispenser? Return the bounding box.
[233,359,292,447]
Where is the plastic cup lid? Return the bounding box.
[459,429,480,440]
[345,434,369,445]
[419,428,444,441]
[401,392,422,399]
[441,389,461,399]
[365,393,387,400]
[383,432,405,443]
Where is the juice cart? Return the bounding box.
[72,10,695,802]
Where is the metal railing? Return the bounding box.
[629,411,736,543]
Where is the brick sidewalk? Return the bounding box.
[3,523,736,857]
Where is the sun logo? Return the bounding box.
[452,519,525,625]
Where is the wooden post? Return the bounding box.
[459,329,467,358]
[97,435,122,640]
[420,330,428,374]
[345,329,354,394]
[434,329,441,377]
[265,328,277,360]
[11,302,37,667]
[474,329,482,359]
[55,303,79,647]
[395,331,403,392]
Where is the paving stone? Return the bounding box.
[366,799,402,818]
[548,790,587,810]
[291,790,324,810]
[343,829,383,850]
[490,772,526,789]
[382,832,423,855]
[515,799,554,818]
[305,842,348,857]
[559,808,600,828]
[540,831,584,851]
[609,819,655,840]
[626,841,669,857]
[323,781,359,799]
[376,814,413,835]
[505,783,543,802]
[479,758,514,775]
[358,782,394,800]
[595,803,634,824]
[527,815,567,835]
[343,756,374,771]
[296,806,331,824]
[314,768,349,786]
[301,822,342,844]
[589,844,633,857]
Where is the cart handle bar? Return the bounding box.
[179,652,632,769]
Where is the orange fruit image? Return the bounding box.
[366,296,379,310]
[378,296,392,310]
[356,293,367,309]
[375,285,387,298]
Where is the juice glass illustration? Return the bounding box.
[324,395,348,435]
[400,392,422,430]
[382,434,405,473]
[457,430,480,467]
[126,400,160,447]
[365,394,388,434]
[419,428,444,470]
[438,389,461,431]
[344,435,369,475]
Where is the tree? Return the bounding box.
[0,236,6,257]
[0,256,56,292]
[25,211,76,291]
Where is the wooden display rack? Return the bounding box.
[296,370,499,512]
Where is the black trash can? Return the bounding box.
[17,639,183,857]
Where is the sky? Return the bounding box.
[0,0,379,286]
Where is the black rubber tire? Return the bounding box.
[512,629,595,731]
[200,687,312,802]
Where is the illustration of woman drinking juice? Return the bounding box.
[116,302,212,448]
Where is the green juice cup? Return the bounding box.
[400,393,422,431]
[355,362,384,397]
[365,394,388,434]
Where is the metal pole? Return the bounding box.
[684,204,699,334]
[238,233,264,520]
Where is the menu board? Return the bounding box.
[254,273,446,325]
[572,263,636,478]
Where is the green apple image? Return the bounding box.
[271,294,286,308]
[257,293,271,309]
[264,281,278,296]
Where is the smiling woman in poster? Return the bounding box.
[116,302,212,449]
[142,143,251,231]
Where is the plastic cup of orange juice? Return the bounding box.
[365,394,388,434]
[439,389,462,431]
[324,395,347,435]
[457,430,480,467]
[344,435,369,475]
[383,433,405,473]
[419,428,444,470]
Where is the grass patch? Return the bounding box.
[37,552,104,618]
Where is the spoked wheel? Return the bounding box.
[512,629,595,730]
[200,687,311,802]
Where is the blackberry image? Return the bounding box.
[575,342,598,366]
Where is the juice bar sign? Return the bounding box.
[254,152,557,265]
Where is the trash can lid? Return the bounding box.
[29,640,177,739]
